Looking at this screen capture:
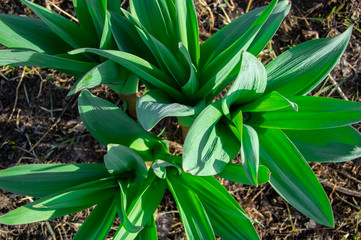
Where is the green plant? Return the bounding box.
[1,0,361,239]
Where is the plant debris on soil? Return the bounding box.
[1,0,361,239]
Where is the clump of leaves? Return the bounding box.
[1,0,361,239]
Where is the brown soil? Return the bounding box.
[1,0,361,239]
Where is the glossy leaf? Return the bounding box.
[70,48,183,100]
[0,178,117,225]
[218,163,270,185]
[0,163,109,198]
[241,125,260,185]
[21,0,96,48]
[68,60,137,95]
[222,51,267,118]
[113,173,166,240]
[167,175,215,240]
[175,0,200,65]
[72,0,98,35]
[175,172,259,240]
[32,179,116,209]
[78,91,164,161]
[0,50,96,76]
[105,144,147,183]
[129,0,177,52]
[248,96,361,129]
[0,14,71,54]
[256,128,334,226]
[200,0,290,67]
[0,199,93,225]
[86,0,107,37]
[240,91,298,112]
[284,126,361,163]
[136,217,158,240]
[179,42,199,97]
[197,0,277,100]
[247,0,291,55]
[135,26,188,86]
[73,198,117,240]
[151,160,180,179]
[116,181,143,233]
[183,101,241,175]
[108,11,155,63]
[136,90,202,130]
[265,27,352,96]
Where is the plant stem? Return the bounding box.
[181,125,190,141]
[119,92,141,120]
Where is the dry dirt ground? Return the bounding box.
[0,0,361,239]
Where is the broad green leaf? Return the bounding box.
[284,126,361,163]
[183,101,241,175]
[70,48,183,100]
[105,144,147,184]
[175,0,200,66]
[68,60,132,95]
[222,51,267,118]
[73,198,117,240]
[136,90,202,130]
[256,127,334,226]
[0,178,117,225]
[151,160,181,179]
[0,163,109,198]
[108,11,154,63]
[21,0,97,49]
[135,26,188,86]
[72,0,98,36]
[246,0,291,55]
[86,0,107,37]
[218,163,270,185]
[78,91,165,161]
[173,172,259,240]
[113,173,166,240]
[265,27,352,96]
[136,217,157,240]
[0,14,71,54]
[229,108,243,142]
[197,0,277,100]
[200,0,290,68]
[241,125,260,186]
[0,199,93,225]
[179,42,199,97]
[32,179,116,209]
[99,12,117,50]
[116,181,143,233]
[129,0,177,53]
[240,91,298,112]
[248,96,361,130]
[106,0,121,14]
[166,175,215,240]
[0,50,96,76]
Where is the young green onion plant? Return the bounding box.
[1,0,361,239]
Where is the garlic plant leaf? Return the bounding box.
[218,163,270,185]
[222,51,267,118]
[248,96,361,129]
[73,198,117,240]
[200,0,290,68]
[0,14,72,54]
[166,176,215,239]
[137,90,202,130]
[265,27,352,96]
[284,126,361,163]
[183,101,240,175]
[21,0,97,49]
[256,128,334,226]
[0,164,109,198]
